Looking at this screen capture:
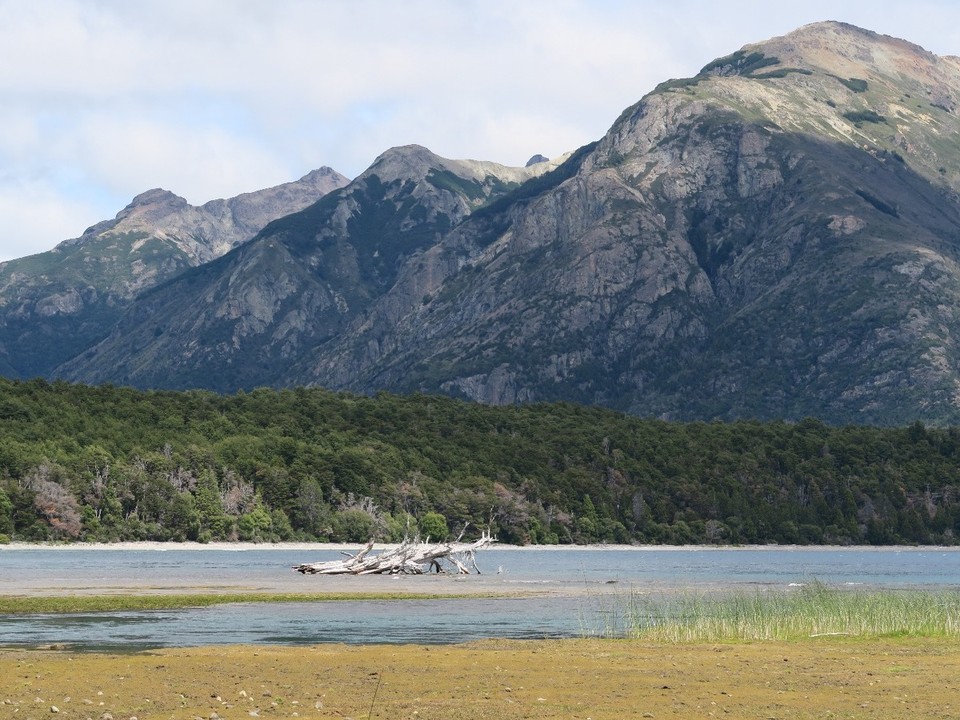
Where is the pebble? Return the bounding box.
[50,707,59,714]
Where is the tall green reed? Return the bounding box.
[585,581,960,642]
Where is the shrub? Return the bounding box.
[333,509,378,543]
[420,512,449,541]
[838,77,869,92]
[843,109,886,124]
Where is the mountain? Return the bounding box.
[0,168,348,377]
[285,21,960,425]
[42,22,960,424]
[55,147,559,391]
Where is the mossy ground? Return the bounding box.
[1,637,958,719]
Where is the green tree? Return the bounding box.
[385,511,418,541]
[237,496,274,541]
[269,507,294,540]
[420,511,449,541]
[0,487,13,535]
[194,469,229,540]
[333,509,377,542]
[165,492,201,541]
[292,477,331,538]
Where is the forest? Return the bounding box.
[1,377,958,545]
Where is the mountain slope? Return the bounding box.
[56,147,559,391]
[298,22,960,424]
[0,168,348,377]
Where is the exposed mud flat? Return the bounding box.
[1,638,958,719]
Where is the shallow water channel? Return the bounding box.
[1,545,958,650]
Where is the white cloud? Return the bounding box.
[1,0,960,261]
[0,180,104,262]
[71,113,291,202]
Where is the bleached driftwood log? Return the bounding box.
[293,531,496,575]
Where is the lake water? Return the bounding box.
[1,545,958,650]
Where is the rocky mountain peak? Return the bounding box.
[115,188,191,226]
[595,20,960,191]
[65,188,190,244]
[300,166,350,184]
[750,20,941,78]
[128,187,188,207]
[366,144,444,182]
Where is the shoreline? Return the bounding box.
[3,542,957,600]
[2,540,957,552]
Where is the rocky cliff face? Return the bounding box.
[39,22,960,424]
[0,168,348,377]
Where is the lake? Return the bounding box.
[1,545,958,650]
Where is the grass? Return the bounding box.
[0,590,503,615]
[591,581,960,642]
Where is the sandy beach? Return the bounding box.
[0,541,409,553]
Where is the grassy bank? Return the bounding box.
[0,590,504,615]
[607,583,960,642]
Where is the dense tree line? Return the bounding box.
[1,378,958,545]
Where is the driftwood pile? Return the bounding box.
[293,532,496,575]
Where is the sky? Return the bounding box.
[3,0,960,262]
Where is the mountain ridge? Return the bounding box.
[54,146,560,392]
[0,166,349,378]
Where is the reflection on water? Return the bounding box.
[1,546,958,650]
